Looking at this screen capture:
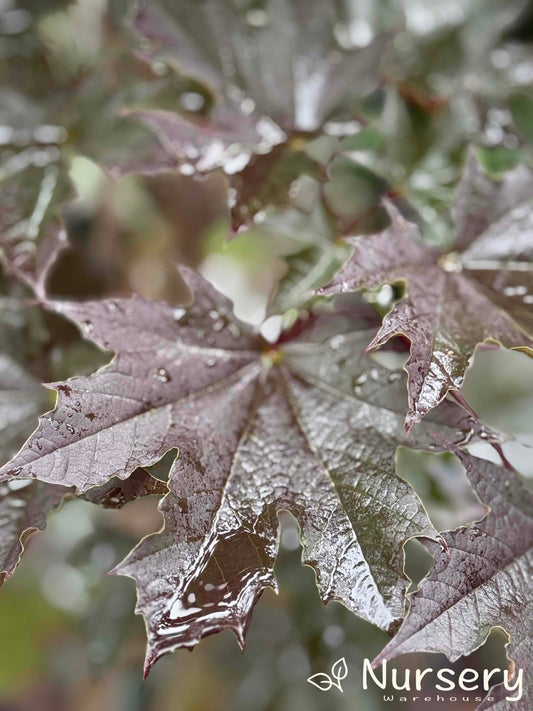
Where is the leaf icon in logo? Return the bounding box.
[307,657,348,692]
[307,672,334,691]
[331,657,348,689]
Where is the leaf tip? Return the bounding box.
[232,623,247,651]
[404,409,421,433]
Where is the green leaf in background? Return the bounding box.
[510,93,533,145]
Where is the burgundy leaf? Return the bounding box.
[0,267,495,671]
[0,159,72,298]
[373,446,533,711]
[0,470,167,584]
[0,297,166,581]
[453,147,533,252]
[125,0,387,230]
[0,479,64,584]
[80,469,168,509]
[320,163,533,428]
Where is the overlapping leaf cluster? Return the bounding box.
[1,1,533,707]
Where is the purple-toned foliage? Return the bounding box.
[374,446,533,710]
[320,154,533,428]
[1,2,533,705]
[0,268,494,673]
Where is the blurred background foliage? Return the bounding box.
[2,0,533,709]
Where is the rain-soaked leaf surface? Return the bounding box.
[374,446,533,711]
[2,0,533,704]
[0,95,72,297]
[0,470,167,584]
[452,147,533,252]
[125,0,388,230]
[0,479,64,585]
[320,153,533,428]
[0,268,495,671]
[0,293,167,582]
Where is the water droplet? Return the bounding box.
[205,358,216,368]
[180,163,195,176]
[180,92,205,112]
[352,373,368,395]
[153,368,171,383]
[223,148,252,175]
[352,372,367,392]
[7,479,32,492]
[503,285,528,297]
[241,98,256,115]
[387,371,402,383]
[330,335,345,350]
[173,308,186,322]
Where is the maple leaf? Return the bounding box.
[124,0,387,230]
[373,446,533,711]
[0,267,496,671]
[0,479,64,585]
[0,471,167,585]
[0,295,167,581]
[0,90,74,298]
[452,146,533,253]
[0,156,71,299]
[320,152,533,429]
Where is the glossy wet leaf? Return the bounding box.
[226,142,328,233]
[0,268,493,671]
[0,480,64,584]
[125,0,387,229]
[374,446,533,711]
[0,116,72,297]
[80,469,168,510]
[0,297,166,582]
[0,470,167,584]
[320,153,533,428]
[453,147,533,252]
